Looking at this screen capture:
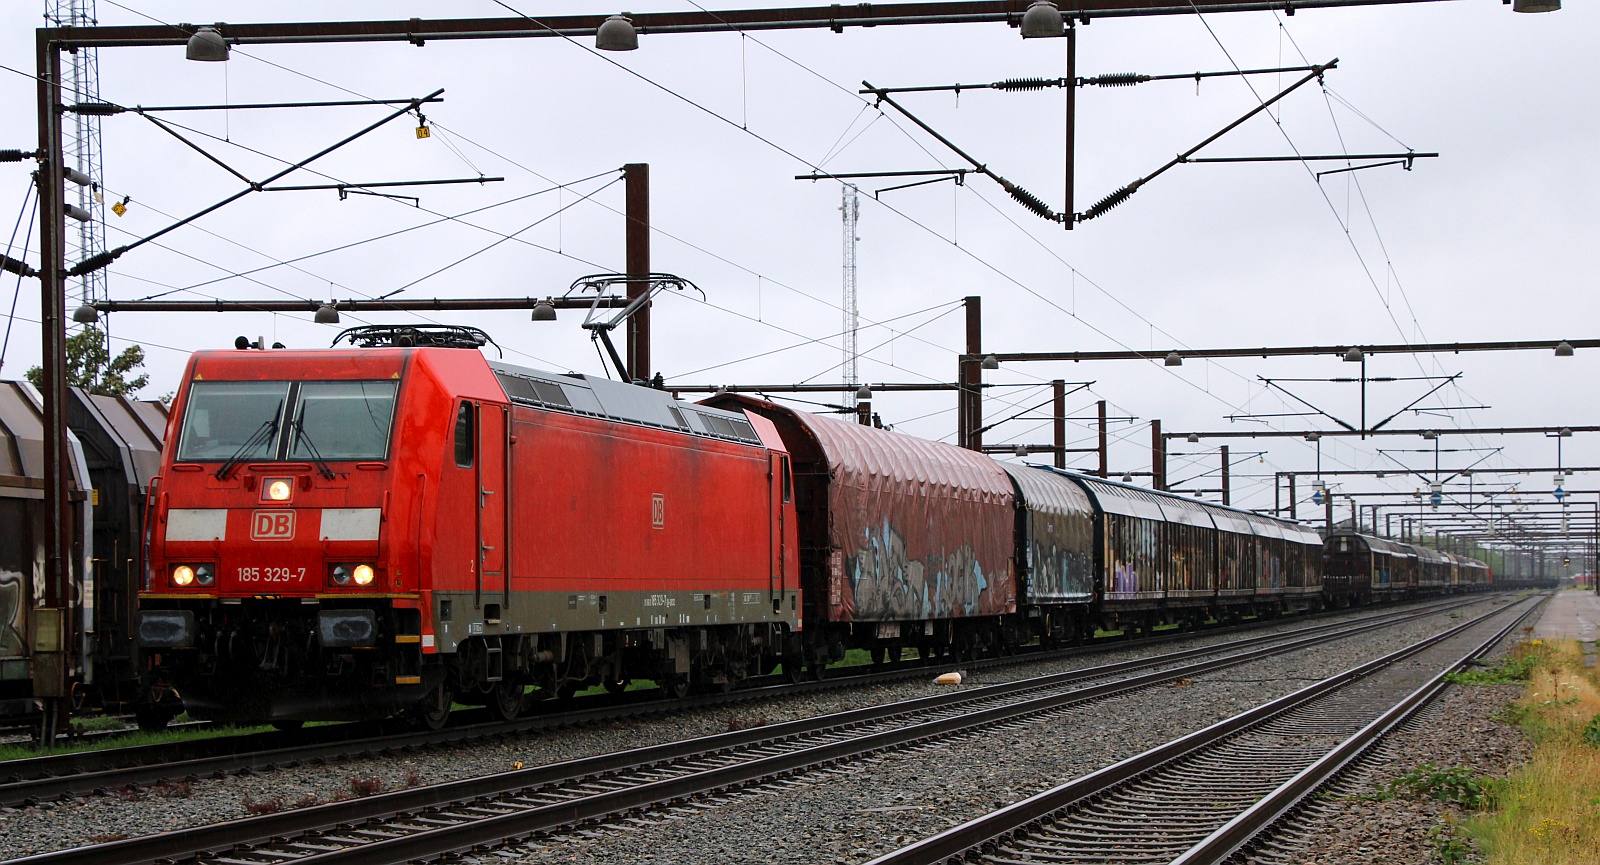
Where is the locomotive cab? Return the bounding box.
[136,331,481,723]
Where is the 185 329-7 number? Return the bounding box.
[237,566,306,583]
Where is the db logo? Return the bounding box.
[251,510,296,541]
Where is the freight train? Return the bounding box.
[126,324,1507,728]
[0,381,166,725]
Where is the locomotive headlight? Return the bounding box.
[331,564,352,586]
[264,478,293,502]
[195,563,215,586]
[353,564,375,586]
[172,565,195,587]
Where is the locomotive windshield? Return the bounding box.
[176,379,399,462]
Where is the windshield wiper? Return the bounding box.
[291,419,338,480]
[215,414,279,480]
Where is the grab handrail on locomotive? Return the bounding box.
[2,326,1534,731]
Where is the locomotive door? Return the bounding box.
[476,403,509,610]
[769,453,790,608]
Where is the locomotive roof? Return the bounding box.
[487,360,764,447]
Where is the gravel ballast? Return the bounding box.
[0,596,1528,860]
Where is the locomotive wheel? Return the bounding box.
[409,685,454,731]
[779,654,804,684]
[604,678,629,695]
[662,672,690,699]
[487,682,525,721]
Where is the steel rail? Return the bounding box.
[0,596,1479,805]
[863,593,1546,865]
[0,594,1472,802]
[1169,595,1549,864]
[9,597,1502,865]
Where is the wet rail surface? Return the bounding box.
[6,596,1514,865]
[864,593,1546,865]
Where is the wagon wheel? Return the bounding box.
[604,678,630,695]
[661,672,691,700]
[134,705,171,732]
[779,653,804,685]
[408,684,454,731]
[487,681,525,721]
[271,720,306,731]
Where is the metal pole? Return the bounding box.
[960,296,982,451]
[624,163,649,383]
[1151,419,1164,491]
[1063,25,1075,229]
[1324,486,1334,535]
[1052,379,1066,469]
[1220,445,1230,506]
[35,28,70,745]
[1288,474,1297,521]
[1096,399,1108,477]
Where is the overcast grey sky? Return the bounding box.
[1,0,1593,526]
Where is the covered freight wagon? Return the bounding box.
[707,395,1016,663]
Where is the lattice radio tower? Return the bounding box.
[45,0,109,321]
[841,184,860,406]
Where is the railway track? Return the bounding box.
[0,596,1487,806]
[864,592,1547,865]
[8,595,1513,865]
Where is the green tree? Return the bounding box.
[26,326,149,396]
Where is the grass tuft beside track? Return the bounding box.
[1466,638,1600,865]
[0,719,275,763]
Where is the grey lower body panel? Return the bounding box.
[430,588,802,653]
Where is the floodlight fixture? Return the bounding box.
[1559,427,1573,437]
[596,14,639,51]
[71,303,98,324]
[530,300,557,321]
[186,26,230,62]
[1020,0,1066,37]
[1164,351,1182,367]
[1343,346,1363,363]
[1555,340,1575,357]
[1121,472,1133,482]
[1014,444,1030,457]
[1187,433,1200,443]
[313,303,340,324]
[981,355,1000,370]
[1305,431,1321,442]
[856,384,872,401]
[1421,430,1438,440]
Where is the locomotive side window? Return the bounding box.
[290,381,398,461]
[454,402,475,468]
[781,455,792,503]
[176,381,289,461]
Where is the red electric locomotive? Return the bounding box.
[137,326,799,726]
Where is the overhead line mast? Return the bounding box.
[44,0,108,323]
[842,184,860,408]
